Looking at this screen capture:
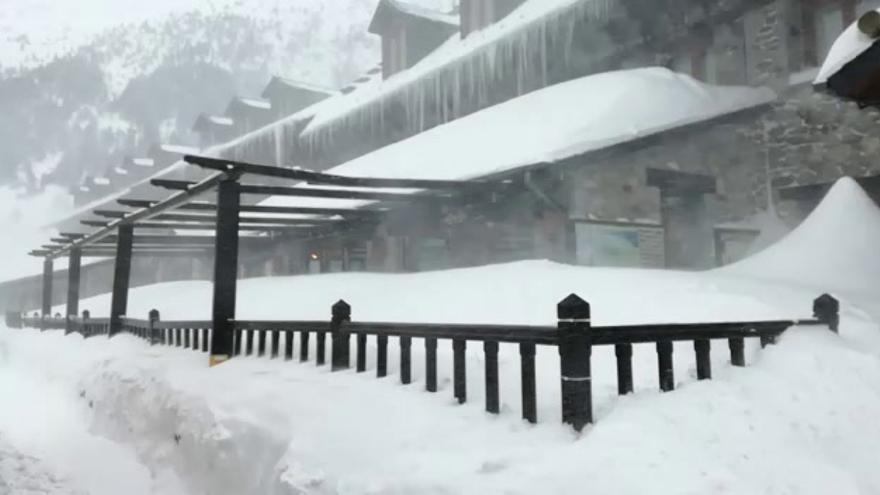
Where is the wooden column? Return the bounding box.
[65,248,82,335]
[40,258,53,331]
[109,223,134,337]
[210,176,240,366]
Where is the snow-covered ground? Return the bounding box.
[3,178,880,494]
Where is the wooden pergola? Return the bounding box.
[33,155,500,366]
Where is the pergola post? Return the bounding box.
[65,247,82,335]
[210,176,241,366]
[40,258,53,331]
[109,223,134,337]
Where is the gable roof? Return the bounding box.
[261,77,336,101]
[192,113,234,133]
[368,0,459,35]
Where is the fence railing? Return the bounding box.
[5,293,840,431]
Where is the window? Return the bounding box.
[815,5,845,64]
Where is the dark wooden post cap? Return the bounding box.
[859,10,880,38]
[558,294,590,321]
[813,294,839,317]
[332,300,351,322]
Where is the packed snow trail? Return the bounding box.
[0,335,189,495]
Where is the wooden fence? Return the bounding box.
[6,293,840,431]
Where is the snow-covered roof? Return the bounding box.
[235,97,272,110]
[369,0,459,34]
[815,9,880,84]
[153,144,200,156]
[207,115,234,126]
[319,68,774,181]
[303,0,614,137]
[262,77,337,98]
[260,68,773,210]
[131,158,154,167]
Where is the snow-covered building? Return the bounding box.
[20,0,880,312]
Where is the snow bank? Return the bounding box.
[60,260,828,326]
[4,307,880,494]
[725,177,880,300]
[815,9,880,84]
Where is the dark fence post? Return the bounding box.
[453,339,467,404]
[184,327,192,349]
[149,309,160,346]
[270,330,280,359]
[109,223,134,338]
[82,310,90,337]
[257,329,266,357]
[657,341,674,392]
[193,326,200,351]
[356,334,367,372]
[425,338,438,392]
[377,335,388,377]
[694,339,711,380]
[519,342,537,424]
[558,294,592,432]
[400,336,412,384]
[484,341,500,414]
[300,331,310,362]
[331,300,352,371]
[202,328,210,353]
[813,294,840,333]
[246,330,254,355]
[65,248,82,335]
[284,331,294,361]
[614,343,634,395]
[728,338,745,367]
[316,331,327,366]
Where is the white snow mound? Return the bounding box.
[726,177,880,296]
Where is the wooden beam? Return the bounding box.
[184,154,499,190]
[210,176,240,366]
[646,168,716,195]
[119,198,385,216]
[41,259,53,327]
[47,172,227,259]
[132,222,311,232]
[239,184,446,202]
[109,223,132,337]
[65,248,82,334]
[151,179,193,191]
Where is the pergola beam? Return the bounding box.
[118,198,385,217]
[155,179,450,202]
[48,172,228,259]
[94,210,340,226]
[239,184,446,201]
[184,154,498,190]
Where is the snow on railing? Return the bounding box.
[8,293,840,432]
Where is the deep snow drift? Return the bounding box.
[5,177,880,494]
[725,177,880,307]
